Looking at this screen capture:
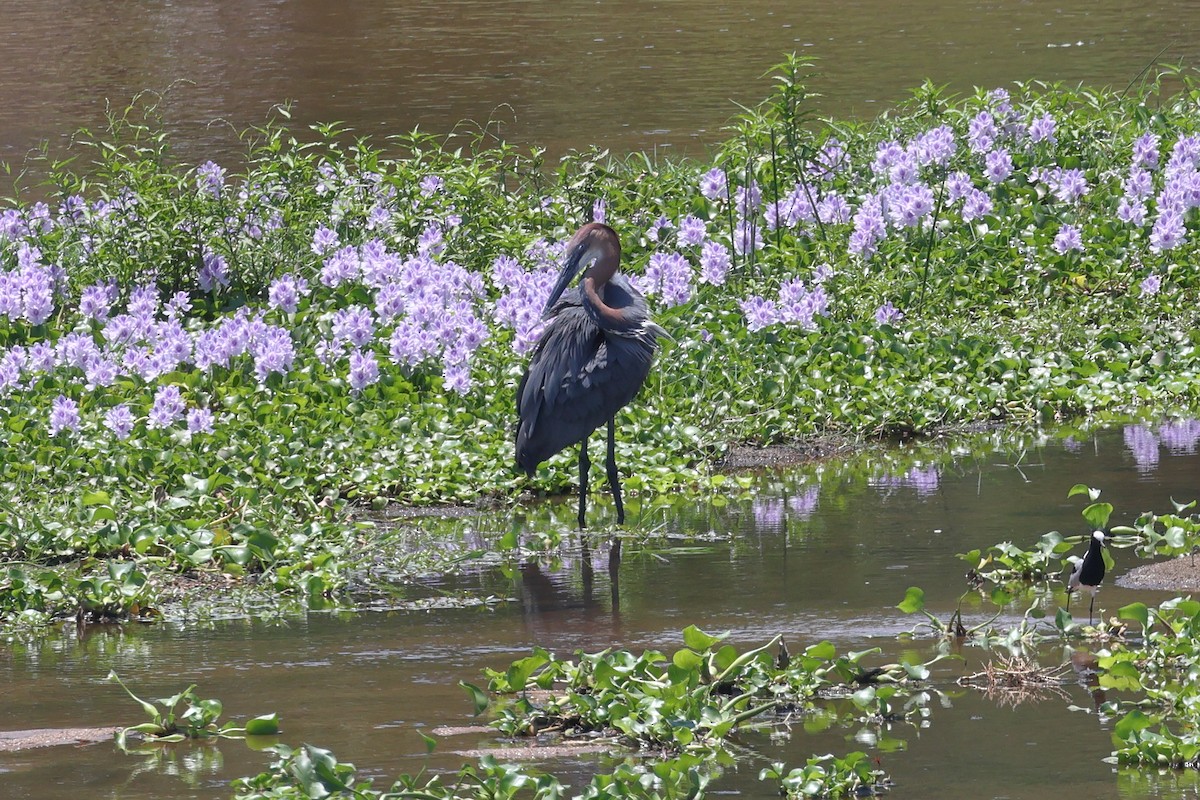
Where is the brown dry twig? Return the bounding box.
[956,655,1071,709]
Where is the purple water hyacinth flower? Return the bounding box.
[79,280,118,321]
[28,202,53,233]
[147,385,185,429]
[739,296,778,332]
[419,175,444,197]
[251,326,296,383]
[0,346,25,393]
[315,339,347,367]
[734,182,762,218]
[1117,198,1147,226]
[699,168,728,201]
[122,346,154,381]
[27,341,55,374]
[813,263,834,283]
[104,404,134,440]
[1052,224,1084,254]
[699,240,731,285]
[348,349,381,392]
[777,279,829,330]
[311,224,339,255]
[366,204,392,231]
[816,194,851,224]
[359,240,403,287]
[1044,168,1089,204]
[187,407,215,434]
[1133,132,1161,170]
[0,273,21,322]
[592,198,607,223]
[374,282,407,322]
[677,215,707,247]
[196,161,226,197]
[1150,209,1186,251]
[1123,169,1154,200]
[57,332,100,370]
[15,265,56,325]
[765,186,816,230]
[1140,274,1162,295]
[809,137,846,178]
[875,301,903,326]
[872,141,905,177]
[1168,134,1200,172]
[165,291,192,318]
[984,149,1013,183]
[48,394,80,436]
[888,152,919,185]
[198,250,231,293]
[443,362,471,395]
[732,220,762,255]
[489,254,524,290]
[962,189,993,222]
[320,245,360,288]
[331,305,376,347]
[1124,424,1160,473]
[849,195,886,258]
[641,252,693,307]
[417,222,445,256]
[946,171,974,203]
[886,183,935,228]
[127,283,159,319]
[646,216,675,244]
[910,125,956,167]
[967,112,997,154]
[1028,113,1057,143]
[0,208,26,240]
[84,356,119,391]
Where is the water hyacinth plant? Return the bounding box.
[6,62,1200,627]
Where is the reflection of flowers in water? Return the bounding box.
[789,486,820,519]
[1124,419,1200,474]
[1159,419,1200,454]
[1124,424,1160,473]
[870,465,940,498]
[752,486,821,530]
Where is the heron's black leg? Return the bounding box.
[578,438,590,529]
[606,417,625,525]
[1088,593,1096,625]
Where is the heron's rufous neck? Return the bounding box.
[578,224,627,326]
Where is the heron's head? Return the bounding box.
[542,224,620,318]
[1092,530,1106,545]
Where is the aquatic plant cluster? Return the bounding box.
[7,62,1200,631]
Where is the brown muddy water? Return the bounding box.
[5,420,1200,798]
[2,0,1200,179]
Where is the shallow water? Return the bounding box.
[4,419,1200,798]
[2,0,1199,178]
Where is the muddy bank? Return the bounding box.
[1118,556,1200,592]
[0,727,117,752]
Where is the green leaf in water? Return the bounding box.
[681,625,724,652]
[459,681,490,716]
[1082,502,1112,530]
[1119,602,1149,631]
[896,586,925,614]
[244,713,281,736]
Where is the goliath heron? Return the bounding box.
[516,223,667,528]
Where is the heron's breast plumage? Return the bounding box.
[515,281,663,474]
